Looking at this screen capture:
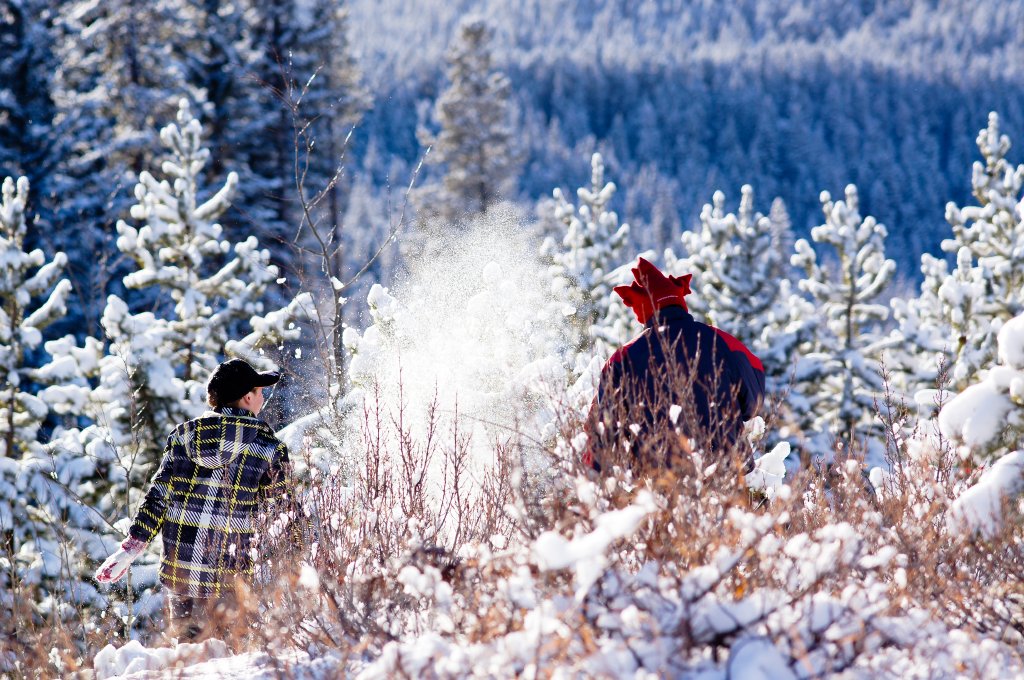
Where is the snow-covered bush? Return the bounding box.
[939,313,1024,538]
[939,313,1024,460]
[207,413,1024,679]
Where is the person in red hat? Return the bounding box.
[584,257,765,473]
[94,358,291,641]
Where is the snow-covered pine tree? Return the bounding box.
[540,153,631,363]
[940,112,1024,390]
[790,185,896,462]
[50,0,191,330]
[668,186,785,342]
[665,186,815,431]
[0,175,71,459]
[50,100,311,476]
[889,112,1024,400]
[415,17,520,228]
[0,176,109,621]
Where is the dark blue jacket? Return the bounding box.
[587,306,765,470]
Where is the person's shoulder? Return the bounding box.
[169,414,209,437]
[606,330,650,367]
[177,410,225,434]
[707,325,765,372]
[252,419,284,445]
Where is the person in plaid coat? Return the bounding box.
[95,358,291,640]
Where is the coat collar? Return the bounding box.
[215,406,258,419]
[645,304,690,327]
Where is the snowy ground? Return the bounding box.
[93,640,344,679]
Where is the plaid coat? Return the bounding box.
[128,406,290,598]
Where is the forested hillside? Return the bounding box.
[345,0,1024,262]
[3,0,1024,339]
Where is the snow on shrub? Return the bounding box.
[940,312,1024,536]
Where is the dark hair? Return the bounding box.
[207,386,252,409]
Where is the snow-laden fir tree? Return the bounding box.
[0,176,72,459]
[415,17,520,228]
[540,153,630,363]
[47,100,312,477]
[50,0,192,328]
[0,176,113,622]
[666,186,812,389]
[791,185,896,461]
[889,112,1024,401]
[937,112,1024,390]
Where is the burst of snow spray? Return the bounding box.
[338,208,569,503]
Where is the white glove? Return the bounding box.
[95,536,147,583]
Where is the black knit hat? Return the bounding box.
[207,359,280,407]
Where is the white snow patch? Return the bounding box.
[93,639,229,679]
[948,450,1024,538]
[745,442,790,498]
[726,637,797,680]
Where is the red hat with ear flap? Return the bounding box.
[613,257,693,324]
